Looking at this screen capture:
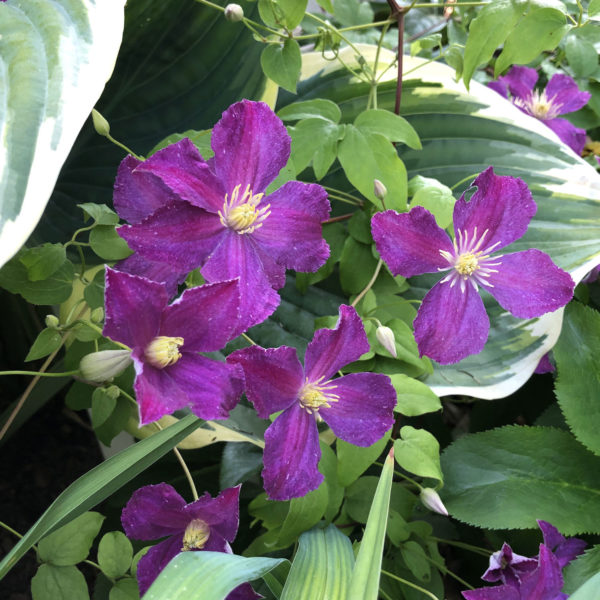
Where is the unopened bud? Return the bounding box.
[105,385,121,400]
[224,3,244,22]
[92,109,110,137]
[45,314,60,329]
[420,488,448,516]
[374,179,387,201]
[376,325,397,358]
[90,307,105,324]
[79,349,132,383]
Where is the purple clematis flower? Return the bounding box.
[482,542,538,587]
[103,267,244,425]
[227,305,396,500]
[116,100,331,332]
[489,66,590,154]
[537,520,586,569]
[534,353,555,374]
[121,483,258,599]
[371,167,575,364]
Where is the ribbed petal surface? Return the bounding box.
[500,65,538,100]
[114,253,187,298]
[137,534,184,596]
[545,74,591,115]
[544,117,586,154]
[183,486,240,542]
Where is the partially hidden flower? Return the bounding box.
[371,167,575,364]
[537,520,586,569]
[489,66,590,154]
[115,99,331,332]
[121,483,258,599]
[534,353,555,374]
[227,305,396,500]
[103,267,244,425]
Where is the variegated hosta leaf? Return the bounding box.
[286,46,600,400]
[0,0,126,268]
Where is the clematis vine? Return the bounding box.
[115,99,331,332]
[103,267,244,425]
[121,484,258,599]
[489,66,590,154]
[371,167,574,364]
[228,305,396,500]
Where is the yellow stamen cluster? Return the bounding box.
[144,336,184,369]
[181,519,210,552]
[455,252,479,276]
[299,377,340,414]
[219,184,270,234]
[514,90,561,120]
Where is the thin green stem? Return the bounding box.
[430,536,492,556]
[323,186,363,204]
[77,321,131,351]
[194,0,281,37]
[375,460,423,489]
[327,192,362,206]
[450,172,479,190]
[381,569,439,599]
[369,22,391,110]
[423,554,474,590]
[241,332,257,346]
[379,587,394,600]
[0,520,24,540]
[104,133,143,160]
[576,0,584,26]
[0,370,80,378]
[351,259,383,308]
[174,447,199,501]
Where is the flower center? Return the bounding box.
[299,377,340,414]
[181,518,210,552]
[455,252,479,276]
[218,183,271,234]
[514,89,562,121]
[144,336,184,369]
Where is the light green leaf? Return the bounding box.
[144,551,285,600]
[333,0,373,26]
[408,175,455,229]
[260,39,301,93]
[281,525,354,600]
[564,545,600,594]
[565,34,599,79]
[91,388,118,430]
[590,0,600,17]
[394,426,443,484]
[289,119,341,178]
[354,110,421,150]
[441,425,600,533]
[109,578,139,600]
[569,572,600,599]
[0,0,126,269]
[411,33,442,57]
[337,432,390,488]
[89,225,132,261]
[278,99,341,123]
[26,328,63,362]
[389,374,442,417]
[339,237,378,295]
[98,532,133,579]
[278,0,309,29]
[400,540,431,582]
[31,564,89,600]
[19,244,66,281]
[78,203,119,226]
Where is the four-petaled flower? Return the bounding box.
[103,267,244,425]
[489,66,590,154]
[371,167,574,364]
[115,99,331,332]
[121,483,258,599]
[228,305,396,500]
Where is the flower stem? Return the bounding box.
[381,569,439,599]
[423,554,474,590]
[0,520,24,540]
[450,172,479,190]
[430,536,492,556]
[351,259,383,308]
[241,332,257,346]
[0,370,80,378]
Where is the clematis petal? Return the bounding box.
[482,542,537,585]
[453,167,537,252]
[544,117,587,154]
[485,250,574,319]
[103,268,166,349]
[487,80,509,98]
[168,354,244,420]
[534,353,555,374]
[161,279,240,352]
[226,583,263,600]
[227,346,303,418]
[136,533,184,596]
[304,305,370,383]
[113,154,180,224]
[211,99,291,195]
[371,207,454,277]
[252,181,331,272]
[118,203,225,273]
[121,483,189,540]
[184,486,241,542]
[545,74,591,115]
[319,373,395,446]
[262,403,323,501]
[537,520,586,568]
[519,544,566,600]
[136,138,226,213]
[500,65,538,100]
[462,586,520,600]
[414,279,489,365]
[202,232,282,331]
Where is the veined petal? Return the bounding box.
[305,305,370,383]
[487,80,509,98]
[103,268,166,349]
[485,250,574,319]
[227,346,303,418]
[462,586,520,600]
[121,482,188,540]
[453,167,537,252]
[414,280,489,364]
[113,155,180,224]
[137,533,184,596]
[161,279,240,352]
[211,100,291,195]
[500,65,538,100]
[263,403,322,501]
[371,207,453,277]
[537,520,586,568]
[544,117,586,154]
[545,74,591,115]
[118,203,224,273]
[168,354,244,420]
[183,486,240,542]
[534,353,555,374]
[319,373,395,446]
[226,583,262,600]
[136,138,225,213]
[252,181,331,272]
[519,545,565,600]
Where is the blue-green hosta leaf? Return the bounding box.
[282,46,600,400]
[0,0,126,268]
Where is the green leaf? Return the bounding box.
[589,0,600,17]
[400,540,431,582]
[98,532,133,579]
[337,431,391,488]
[91,388,118,430]
[564,545,600,594]
[565,34,599,79]
[333,0,373,26]
[289,119,342,178]
[278,0,308,29]
[78,203,119,226]
[260,39,301,93]
[281,525,354,600]
[348,449,394,600]
[411,33,442,57]
[278,99,341,123]
[354,110,421,150]
[569,572,600,600]
[339,237,378,295]
[83,268,105,310]
[441,425,600,533]
[0,414,200,580]
[19,244,67,281]
[408,175,455,229]
[554,303,600,456]
[0,0,125,269]
[89,226,132,261]
[38,512,104,566]
[144,551,285,600]
[109,578,139,600]
[394,426,443,484]
[389,374,442,417]
[26,328,63,362]
[31,564,89,600]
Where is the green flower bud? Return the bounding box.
[373,179,387,201]
[90,307,105,324]
[105,385,121,400]
[80,350,132,383]
[224,3,244,22]
[45,314,60,329]
[376,325,397,358]
[419,488,448,516]
[92,109,110,137]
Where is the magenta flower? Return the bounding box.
[115,100,331,331]
[489,66,590,154]
[228,305,396,500]
[121,483,258,599]
[371,167,574,364]
[537,520,586,569]
[103,267,244,425]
